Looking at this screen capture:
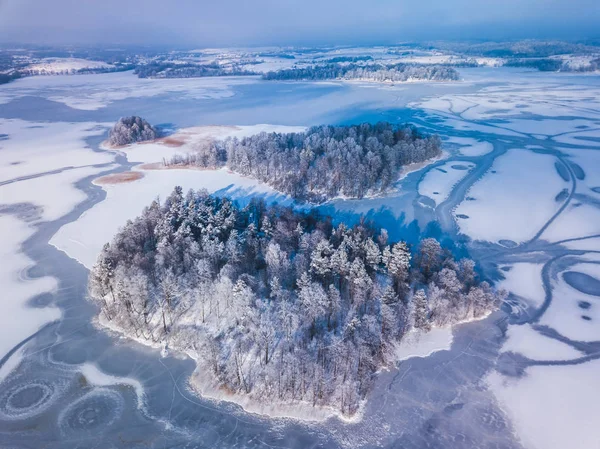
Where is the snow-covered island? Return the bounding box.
[89,188,504,418]
[263,63,460,82]
[165,122,443,203]
[107,116,159,146]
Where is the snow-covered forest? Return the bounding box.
[89,188,503,415]
[505,57,600,72]
[263,63,460,82]
[108,116,159,146]
[166,122,442,202]
[134,62,257,78]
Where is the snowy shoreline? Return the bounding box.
[95,312,468,423]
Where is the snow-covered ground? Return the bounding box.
[0,119,113,180]
[500,323,583,361]
[0,71,258,111]
[487,360,600,449]
[394,327,453,361]
[51,166,288,269]
[455,149,567,243]
[418,161,475,206]
[497,262,546,309]
[24,58,112,75]
[446,136,494,156]
[0,215,60,365]
[51,124,306,269]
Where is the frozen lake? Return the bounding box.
[1,68,600,448]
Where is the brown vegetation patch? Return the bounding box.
[158,136,186,147]
[94,171,144,184]
[138,162,164,170]
[136,136,187,147]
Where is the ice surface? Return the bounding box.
[0,347,24,383]
[540,263,600,342]
[446,137,494,157]
[2,64,600,448]
[0,119,113,180]
[1,165,116,222]
[487,359,600,449]
[497,263,546,308]
[0,215,60,360]
[540,202,600,243]
[0,71,258,111]
[455,149,567,243]
[394,327,453,361]
[50,167,288,269]
[501,324,583,360]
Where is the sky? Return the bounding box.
[0,0,598,47]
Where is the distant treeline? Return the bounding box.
[430,40,600,58]
[258,52,296,59]
[134,62,258,78]
[320,56,373,63]
[263,63,460,82]
[167,122,442,203]
[505,58,600,72]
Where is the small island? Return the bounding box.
[108,116,159,147]
[89,188,504,417]
[263,63,460,82]
[165,122,443,203]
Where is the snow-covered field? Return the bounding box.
[24,58,112,75]
[446,136,494,156]
[394,327,453,361]
[500,323,583,360]
[454,149,567,243]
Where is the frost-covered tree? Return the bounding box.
[412,289,430,331]
[415,238,443,281]
[263,63,460,82]
[108,116,158,146]
[166,122,442,203]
